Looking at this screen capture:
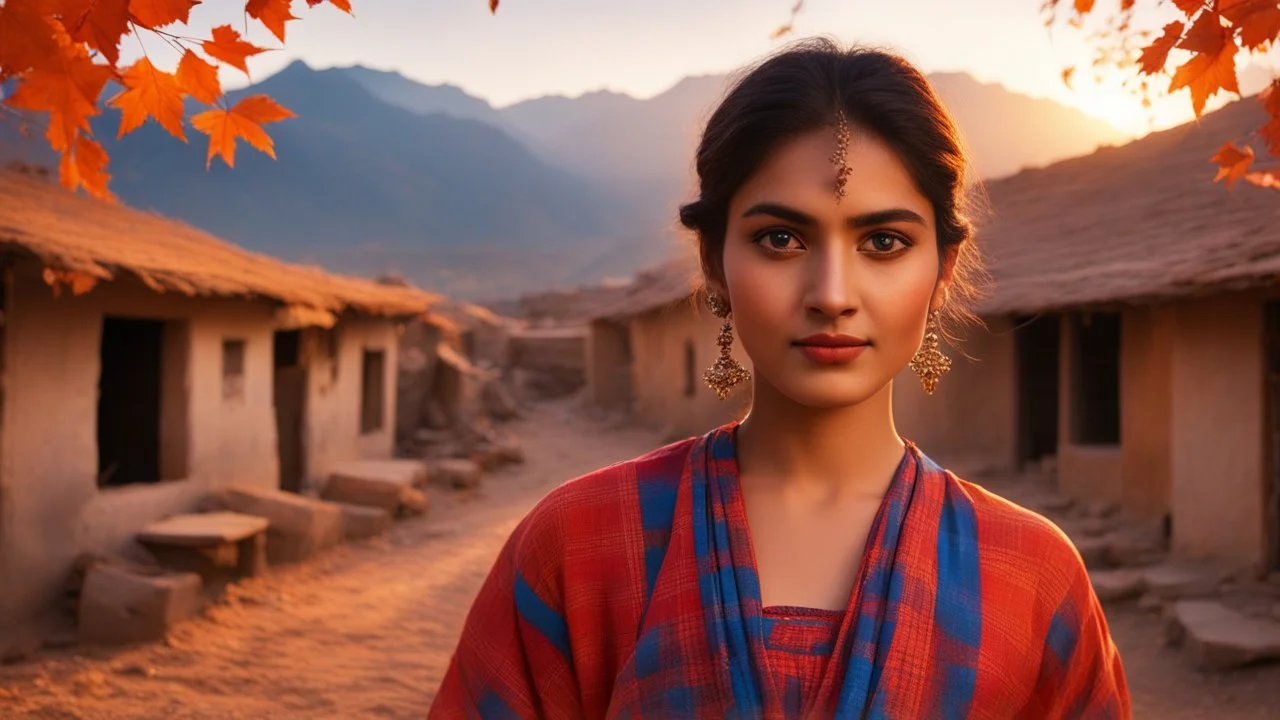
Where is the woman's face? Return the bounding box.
[714,126,949,409]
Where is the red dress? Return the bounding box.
[430,424,1131,718]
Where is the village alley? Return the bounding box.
[1,400,1279,719]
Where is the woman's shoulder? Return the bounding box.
[506,434,698,558]
[939,467,1091,599]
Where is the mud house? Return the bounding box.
[892,97,1280,578]
[586,258,751,439]
[395,307,500,440]
[0,170,437,648]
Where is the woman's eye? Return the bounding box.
[863,232,908,254]
[757,230,802,251]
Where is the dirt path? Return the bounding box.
[1,401,1278,718]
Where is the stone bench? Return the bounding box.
[322,460,429,515]
[136,511,270,581]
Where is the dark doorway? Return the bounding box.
[98,317,164,487]
[1015,314,1061,467]
[1070,312,1122,446]
[1265,302,1280,571]
[273,330,306,493]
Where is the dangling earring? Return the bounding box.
[703,293,750,400]
[910,310,952,395]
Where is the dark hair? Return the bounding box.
[678,37,988,339]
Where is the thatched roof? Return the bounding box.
[976,97,1280,315]
[591,255,703,322]
[0,170,439,322]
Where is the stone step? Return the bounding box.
[1143,565,1218,600]
[1090,569,1145,602]
[211,486,344,564]
[322,460,430,515]
[336,503,392,541]
[78,562,202,646]
[1166,599,1280,670]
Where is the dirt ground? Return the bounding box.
[2,401,1279,719]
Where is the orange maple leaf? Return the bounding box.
[202,24,266,74]
[63,0,132,66]
[191,94,295,169]
[4,43,114,152]
[1219,0,1280,50]
[1211,142,1254,187]
[1259,79,1280,155]
[1245,170,1280,188]
[128,0,200,28]
[1138,20,1184,75]
[246,0,298,43]
[1169,11,1241,116]
[1173,0,1205,16]
[0,0,61,78]
[305,0,352,12]
[1061,66,1076,88]
[59,133,113,199]
[109,56,187,140]
[1073,0,1095,13]
[176,49,221,104]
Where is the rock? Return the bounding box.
[78,563,202,646]
[470,443,506,471]
[1091,569,1145,602]
[1073,537,1112,570]
[398,488,430,517]
[1085,501,1119,520]
[430,459,482,490]
[482,380,520,421]
[1168,599,1280,670]
[336,503,392,540]
[1078,517,1114,538]
[1143,564,1219,600]
[1273,603,1280,622]
[493,438,525,464]
[1138,593,1165,613]
[215,487,343,565]
[1106,532,1166,569]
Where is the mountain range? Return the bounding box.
[0,61,1129,299]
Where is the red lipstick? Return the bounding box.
[792,334,870,365]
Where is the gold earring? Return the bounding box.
[910,310,951,395]
[830,110,852,203]
[703,293,750,400]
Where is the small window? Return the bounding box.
[684,339,697,397]
[361,349,385,433]
[222,339,245,400]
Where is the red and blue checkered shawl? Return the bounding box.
[431,423,1130,719]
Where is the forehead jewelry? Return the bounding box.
[830,109,852,203]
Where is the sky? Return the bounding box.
[117,0,1280,138]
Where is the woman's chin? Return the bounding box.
[764,374,891,410]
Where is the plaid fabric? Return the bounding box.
[430,423,1131,719]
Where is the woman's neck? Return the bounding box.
[734,378,905,498]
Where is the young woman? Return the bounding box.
[430,38,1130,719]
